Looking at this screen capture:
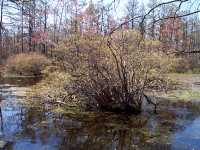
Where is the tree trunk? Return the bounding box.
[21,1,24,53]
[0,0,4,60]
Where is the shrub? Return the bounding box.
[5,53,50,76]
[51,30,177,114]
[174,56,200,74]
[174,56,194,73]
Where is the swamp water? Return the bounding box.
[0,78,200,150]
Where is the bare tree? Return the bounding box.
[125,0,139,29]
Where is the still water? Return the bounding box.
[0,78,200,150]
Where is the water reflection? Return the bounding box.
[172,117,200,150]
[0,78,200,150]
[0,77,42,87]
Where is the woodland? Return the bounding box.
[1,0,200,114]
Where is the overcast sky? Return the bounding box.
[86,0,150,18]
[86,0,198,19]
[107,0,149,18]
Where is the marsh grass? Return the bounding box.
[161,90,200,101]
[5,53,50,77]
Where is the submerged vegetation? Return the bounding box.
[2,77,200,150]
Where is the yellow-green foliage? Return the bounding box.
[28,68,80,107]
[29,30,177,111]
[109,30,177,91]
[162,90,200,101]
[174,56,200,73]
[51,30,177,109]
[5,52,50,76]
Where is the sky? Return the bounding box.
[87,0,199,20]
[109,0,150,18]
[86,0,150,18]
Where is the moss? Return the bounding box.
[161,90,200,101]
[52,106,81,114]
[158,73,200,101]
[168,73,200,78]
[52,107,67,114]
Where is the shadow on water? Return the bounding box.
[0,77,42,87]
[0,78,200,150]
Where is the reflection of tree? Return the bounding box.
[0,106,3,133]
[20,107,48,143]
[15,106,196,150]
[0,85,3,133]
[54,114,149,150]
[1,77,42,87]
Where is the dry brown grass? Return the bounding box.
[5,52,50,76]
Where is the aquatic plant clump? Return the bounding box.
[5,52,50,77]
[28,68,81,109]
[50,31,176,114]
